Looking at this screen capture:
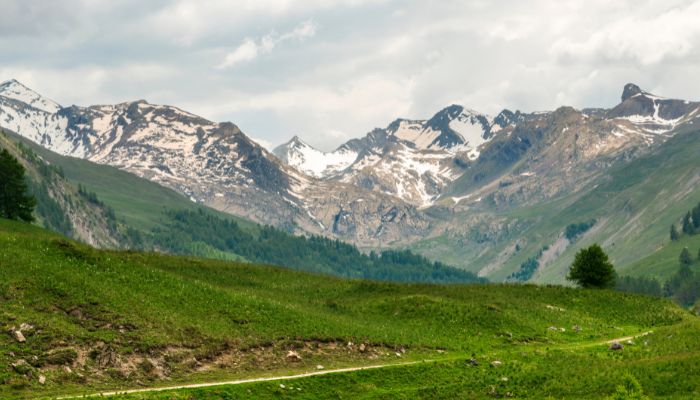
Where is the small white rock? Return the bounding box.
[12,330,26,343]
[38,375,46,385]
[316,365,324,370]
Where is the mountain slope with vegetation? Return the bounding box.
[0,131,123,246]
[4,79,700,281]
[413,125,700,283]
[0,220,696,399]
[1,130,482,284]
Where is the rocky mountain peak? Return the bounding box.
[0,79,61,113]
[621,83,643,102]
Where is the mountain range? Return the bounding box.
[1,79,699,282]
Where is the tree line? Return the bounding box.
[150,209,487,284]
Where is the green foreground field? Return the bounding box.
[0,219,697,399]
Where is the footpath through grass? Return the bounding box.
[0,219,694,399]
[108,321,700,399]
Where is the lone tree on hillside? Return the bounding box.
[0,148,35,222]
[680,247,693,266]
[567,244,616,289]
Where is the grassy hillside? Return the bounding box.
[628,232,700,279]
[115,320,700,399]
[0,220,694,399]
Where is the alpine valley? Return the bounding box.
[2,79,700,283]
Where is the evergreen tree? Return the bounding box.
[670,224,680,241]
[682,212,694,235]
[680,247,693,265]
[567,244,616,289]
[0,148,36,222]
[693,203,700,230]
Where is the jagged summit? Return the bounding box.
[621,83,643,102]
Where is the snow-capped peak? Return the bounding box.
[0,79,61,113]
[273,135,358,178]
[390,105,491,152]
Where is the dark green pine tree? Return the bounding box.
[680,247,693,266]
[567,244,616,289]
[670,224,680,241]
[682,212,694,235]
[0,148,36,222]
[693,203,700,230]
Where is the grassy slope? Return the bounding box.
[627,233,700,279]
[114,319,700,399]
[0,220,693,399]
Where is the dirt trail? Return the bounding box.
[56,360,428,399]
[55,331,654,399]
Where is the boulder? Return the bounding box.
[38,375,46,385]
[316,364,324,370]
[491,360,502,367]
[359,343,366,353]
[609,341,624,351]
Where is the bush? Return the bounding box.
[606,373,649,400]
[46,348,78,366]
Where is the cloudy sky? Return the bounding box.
[2,0,700,150]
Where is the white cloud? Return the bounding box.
[3,0,700,151]
[217,20,317,69]
[551,1,700,66]
[218,39,260,68]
